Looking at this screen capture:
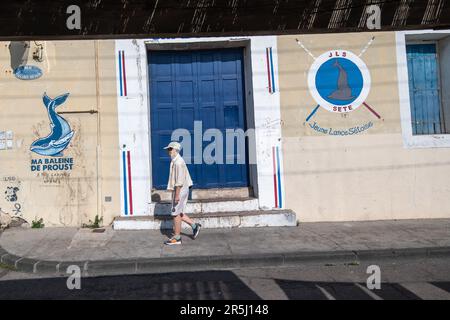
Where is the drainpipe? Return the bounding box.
[94,40,103,225]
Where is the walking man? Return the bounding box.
[163,141,201,245]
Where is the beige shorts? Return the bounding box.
[171,186,190,216]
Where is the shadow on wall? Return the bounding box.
[151,193,171,215]
[151,189,199,233]
[150,193,173,232]
[9,41,30,71]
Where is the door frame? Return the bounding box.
[145,40,258,195]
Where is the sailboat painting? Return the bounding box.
[327,60,355,101]
[315,57,363,106]
[307,50,372,114]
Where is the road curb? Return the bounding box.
[1,243,450,277]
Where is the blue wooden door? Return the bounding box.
[149,48,249,189]
[406,44,443,135]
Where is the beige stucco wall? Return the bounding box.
[3,33,450,226]
[278,31,450,222]
[96,40,121,226]
[0,40,120,227]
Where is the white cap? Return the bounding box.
[163,141,182,151]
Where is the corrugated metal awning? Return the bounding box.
[0,0,449,39]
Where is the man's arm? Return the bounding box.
[174,186,181,203]
[173,162,183,203]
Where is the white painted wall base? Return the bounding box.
[113,209,297,230]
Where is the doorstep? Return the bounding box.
[113,209,297,230]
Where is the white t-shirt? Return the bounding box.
[167,154,193,190]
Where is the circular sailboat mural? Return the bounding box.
[307,50,371,113]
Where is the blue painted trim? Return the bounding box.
[118,50,123,97]
[306,105,320,122]
[276,146,282,208]
[122,151,128,215]
[269,47,276,93]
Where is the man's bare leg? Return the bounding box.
[174,214,182,237]
[181,213,194,226]
[181,212,201,239]
[164,214,183,245]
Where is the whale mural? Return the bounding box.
[30,93,74,157]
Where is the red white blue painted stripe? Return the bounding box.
[272,146,283,208]
[122,150,133,215]
[266,47,276,94]
[118,50,128,97]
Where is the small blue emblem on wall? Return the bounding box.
[30,93,74,157]
[14,65,43,80]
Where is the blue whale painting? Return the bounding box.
[30,93,74,157]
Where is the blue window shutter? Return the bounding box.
[406,44,442,135]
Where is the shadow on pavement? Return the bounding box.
[0,269,446,300]
[0,270,261,300]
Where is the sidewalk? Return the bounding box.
[1,219,449,276]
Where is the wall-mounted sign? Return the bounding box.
[0,131,13,150]
[13,65,43,80]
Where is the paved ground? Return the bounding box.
[1,219,449,300]
[1,218,449,261]
[1,255,449,300]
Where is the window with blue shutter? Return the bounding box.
[406,44,444,135]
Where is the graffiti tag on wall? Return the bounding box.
[2,176,22,216]
[4,186,19,202]
[38,172,71,184]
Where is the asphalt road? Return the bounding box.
[0,256,449,300]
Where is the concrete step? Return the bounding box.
[113,209,297,230]
[150,197,259,215]
[151,187,253,202]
